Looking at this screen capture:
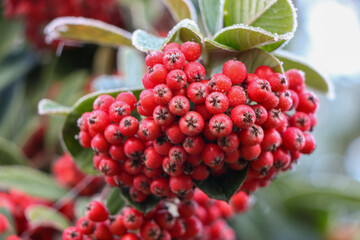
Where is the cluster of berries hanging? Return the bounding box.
[4,0,123,47]
[76,41,318,204]
[63,189,237,240]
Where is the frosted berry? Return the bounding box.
[227,86,247,107]
[231,105,256,129]
[163,49,186,70]
[168,96,190,116]
[205,92,229,114]
[254,65,274,79]
[86,201,109,222]
[209,114,233,137]
[147,64,168,86]
[166,69,187,90]
[282,127,305,151]
[146,51,164,67]
[181,41,201,61]
[209,73,232,93]
[119,116,139,136]
[184,62,205,83]
[179,111,205,136]
[93,94,115,112]
[222,60,247,85]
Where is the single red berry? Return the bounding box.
[246,73,259,85]
[91,133,109,153]
[119,116,139,137]
[276,113,289,133]
[202,143,225,167]
[168,145,188,164]
[288,90,299,110]
[281,127,305,151]
[104,124,123,145]
[62,226,83,240]
[251,104,268,125]
[121,233,141,240]
[140,89,157,113]
[143,72,156,89]
[85,201,109,222]
[183,216,203,238]
[109,215,127,236]
[137,103,153,117]
[181,41,201,61]
[116,92,136,111]
[93,94,115,112]
[169,174,193,196]
[78,112,91,131]
[165,123,186,144]
[267,73,288,92]
[116,170,135,186]
[227,86,247,107]
[205,92,229,114]
[230,192,249,213]
[163,156,183,176]
[260,92,279,110]
[239,124,264,146]
[133,174,151,194]
[261,129,282,152]
[153,84,173,105]
[290,112,311,131]
[194,104,213,120]
[297,91,319,113]
[123,208,144,230]
[138,118,161,141]
[209,114,233,137]
[144,166,162,178]
[179,111,205,136]
[254,65,274,79]
[153,136,172,155]
[277,91,293,112]
[209,73,232,93]
[251,151,274,175]
[166,69,187,90]
[153,105,175,126]
[124,158,143,175]
[187,82,209,104]
[163,49,186,70]
[168,95,190,116]
[93,222,113,240]
[231,105,256,129]
[228,158,248,170]
[155,210,175,229]
[183,136,205,155]
[150,177,169,197]
[145,51,164,67]
[99,158,121,176]
[124,137,145,159]
[224,148,241,163]
[308,113,317,130]
[109,144,125,161]
[164,42,181,52]
[78,131,92,148]
[184,62,206,83]
[76,216,95,235]
[262,109,282,129]
[140,220,161,240]
[247,79,272,103]
[88,110,110,133]
[240,144,261,160]
[285,69,305,93]
[147,64,168,86]
[300,132,316,154]
[222,60,247,84]
[191,164,210,180]
[273,148,291,169]
[144,147,163,169]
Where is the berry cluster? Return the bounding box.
[4,0,123,47]
[53,153,104,196]
[63,188,236,240]
[0,189,75,240]
[77,41,318,203]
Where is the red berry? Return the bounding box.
[194,104,213,120]
[187,82,209,104]
[119,116,139,136]
[202,143,224,167]
[281,127,305,151]
[251,104,268,125]
[109,215,127,236]
[163,156,183,176]
[155,210,175,229]
[62,226,83,240]
[209,114,233,137]
[181,41,202,61]
[179,111,205,136]
[93,94,115,112]
[124,158,143,175]
[153,84,173,105]
[99,158,121,176]
[169,219,186,238]
[93,222,113,240]
[227,86,247,107]
[78,112,91,131]
[290,112,311,131]
[91,133,109,153]
[183,216,203,238]
[246,73,259,85]
[261,129,282,152]
[300,132,316,154]
[163,49,186,70]
[169,174,193,196]
[285,69,305,93]
[109,144,125,161]
[183,136,205,155]
[205,92,229,114]
[145,51,164,67]
[222,60,247,85]
[273,148,291,169]
[138,118,161,141]
[224,149,241,163]
[168,145,188,164]
[251,151,274,175]
[260,92,279,110]
[231,105,256,129]
[140,220,161,240]
[88,110,110,133]
[121,233,141,240]
[78,131,92,148]
[267,73,288,92]
[288,90,299,110]
[116,92,137,111]
[124,137,145,159]
[150,177,169,197]
[147,64,168,86]
[247,79,272,103]
[104,124,123,145]
[240,144,261,160]
[153,105,174,126]
[230,191,249,213]
[165,123,185,144]
[297,91,319,113]
[85,201,108,222]
[262,109,282,129]
[277,91,293,112]
[168,95,190,116]
[164,42,181,52]
[154,136,172,155]
[254,65,274,79]
[209,73,232,93]
[166,69,187,90]
[123,208,144,230]
[184,62,206,83]
[144,147,163,169]
[191,164,210,180]
[239,124,264,146]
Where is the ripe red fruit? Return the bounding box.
[297,91,319,113]
[260,91,279,110]
[178,200,196,218]
[164,42,181,52]
[138,118,161,141]
[183,216,203,238]
[144,147,163,169]
[130,186,149,202]
[133,174,151,194]
[191,164,210,180]
[62,226,83,240]
[181,41,202,61]
[163,49,186,70]
[140,220,161,240]
[78,131,92,148]
[0,214,9,235]
[209,114,233,137]
[155,210,175,229]
[169,219,186,238]
[184,62,205,83]
[230,191,249,213]
[285,69,305,93]
[123,208,144,230]
[88,110,110,133]
[99,158,120,176]
[254,65,274,79]
[231,105,256,129]
[165,123,186,144]
[91,133,110,153]
[76,216,95,235]
[239,124,264,146]
[93,222,113,240]
[85,201,109,222]
[222,60,247,85]
[150,177,169,197]
[300,132,316,154]
[153,84,173,105]
[109,215,127,236]
[147,64,168,86]
[153,105,174,126]
[273,148,291,169]
[93,94,115,112]
[169,174,193,196]
[267,73,288,92]
[277,91,293,112]
[179,111,205,136]
[261,129,282,152]
[281,127,306,151]
[104,124,123,145]
[124,137,145,159]
[247,79,272,103]
[187,82,209,104]
[240,144,261,160]
[145,51,164,67]
[251,104,268,125]
[205,92,229,114]
[208,73,232,93]
[109,144,125,161]
[163,156,183,176]
[250,151,274,175]
[119,116,139,137]
[262,109,282,129]
[183,136,205,155]
[201,143,225,167]
[121,233,141,240]
[227,86,247,107]
[168,95,190,116]
[166,69,187,90]
[168,145,188,164]
[290,112,311,131]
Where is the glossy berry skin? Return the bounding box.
[78,131,92,148]
[285,69,305,93]
[99,158,120,176]
[205,92,229,114]
[262,109,282,129]
[140,220,161,240]
[187,82,209,104]
[164,42,181,51]
[254,65,274,79]
[184,62,205,83]
[179,111,205,136]
[148,64,168,86]
[150,177,169,197]
[116,92,137,111]
[144,147,163,169]
[267,73,288,92]
[163,49,186,70]
[155,210,176,229]
[290,112,311,132]
[153,105,174,126]
[93,223,113,240]
[191,164,210,180]
[231,105,256,129]
[217,132,240,153]
[209,114,233,137]
[297,91,319,113]
[261,129,282,152]
[183,136,205,155]
[146,51,164,67]
[230,192,249,213]
[123,208,144,230]
[153,84,173,105]
[166,69,187,90]
[138,118,161,141]
[250,151,274,174]
[169,174,193,196]
[168,145,188,164]
[119,116,139,137]
[247,79,272,103]
[91,134,110,153]
[165,123,186,144]
[208,73,232,93]
[169,96,190,116]
[181,41,201,61]
[109,215,127,236]
[227,86,247,107]
[277,91,293,112]
[93,94,115,112]
[104,123,123,145]
[201,143,224,167]
[240,144,261,161]
[88,110,110,133]
[124,137,145,159]
[222,60,247,85]
[300,132,316,154]
[183,216,203,238]
[85,201,109,222]
[273,148,291,169]
[281,127,306,151]
[62,226,83,240]
[109,144,125,161]
[239,124,264,146]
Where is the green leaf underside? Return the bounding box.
[25,205,70,231]
[162,0,197,22]
[0,136,28,165]
[274,50,334,97]
[0,166,67,200]
[207,47,283,75]
[199,0,224,36]
[44,17,132,47]
[106,188,125,215]
[213,24,292,52]
[62,88,142,175]
[195,166,248,202]
[223,0,297,51]
[132,19,203,52]
[38,99,71,116]
[120,188,161,213]
[117,47,145,89]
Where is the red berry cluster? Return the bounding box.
[53,153,104,196]
[4,0,123,47]
[63,188,236,240]
[77,41,318,203]
[0,189,75,240]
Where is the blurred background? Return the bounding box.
[0,0,360,239]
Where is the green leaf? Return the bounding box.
[274,50,334,98]
[213,24,292,52]
[223,0,297,51]
[44,17,132,47]
[199,0,224,36]
[0,166,67,200]
[0,207,16,237]
[0,136,28,165]
[207,47,283,75]
[162,0,197,22]
[132,19,203,52]
[38,99,71,116]
[120,187,160,213]
[195,166,248,202]
[62,88,142,175]
[106,187,125,215]
[25,205,70,231]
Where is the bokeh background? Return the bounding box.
[1,0,360,239]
